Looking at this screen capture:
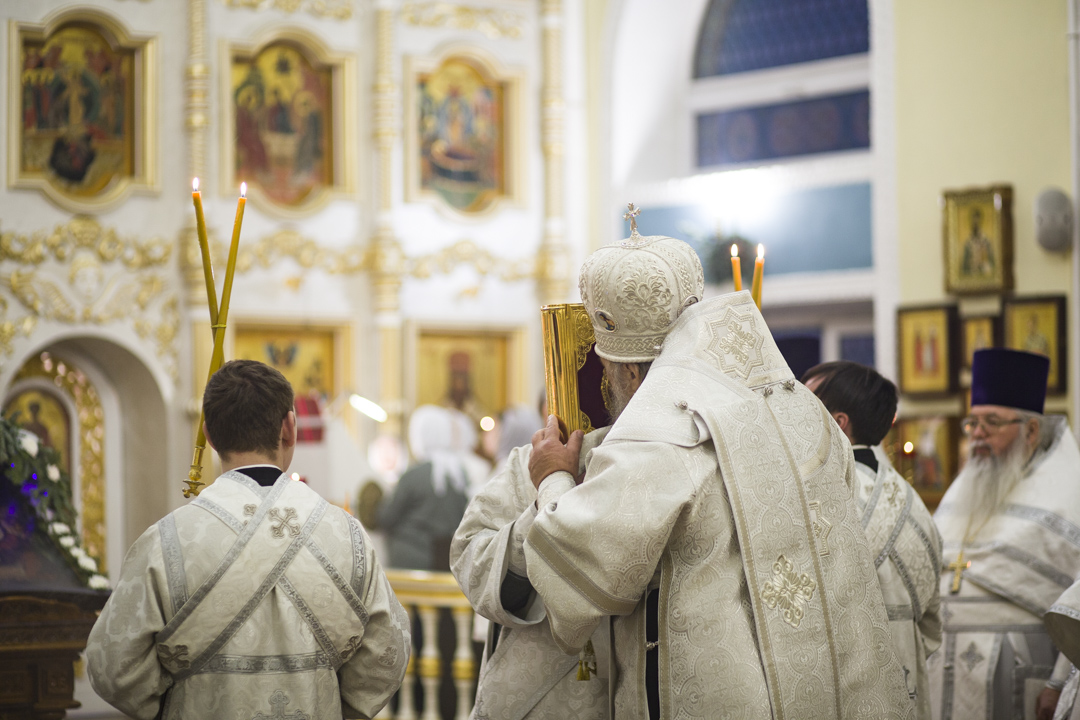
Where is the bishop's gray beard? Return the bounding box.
[602,365,636,423]
[951,435,1031,534]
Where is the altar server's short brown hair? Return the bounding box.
[203,360,294,457]
[802,361,897,447]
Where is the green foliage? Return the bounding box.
[0,415,107,589]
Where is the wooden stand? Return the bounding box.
[0,593,107,719]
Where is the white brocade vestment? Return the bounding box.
[855,448,943,719]
[523,291,915,720]
[451,429,611,720]
[86,471,411,720]
[929,418,1080,720]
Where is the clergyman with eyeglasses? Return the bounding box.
[928,348,1080,720]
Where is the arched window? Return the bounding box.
[692,0,871,168]
[694,0,869,78]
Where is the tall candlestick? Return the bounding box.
[191,178,218,327]
[751,244,765,309]
[730,244,742,292]
[184,183,247,499]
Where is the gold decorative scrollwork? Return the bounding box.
[407,240,536,282]
[237,231,370,274]
[0,218,179,379]
[222,0,353,20]
[401,3,525,39]
[13,352,107,571]
[1,216,171,270]
[192,230,533,286]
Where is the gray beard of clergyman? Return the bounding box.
[951,433,1032,534]
[602,364,637,422]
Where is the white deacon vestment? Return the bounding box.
[854,446,943,719]
[451,428,611,720]
[523,292,915,719]
[86,470,411,719]
[929,418,1080,720]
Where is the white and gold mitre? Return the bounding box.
[578,204,705,363]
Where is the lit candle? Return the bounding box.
[751,244,765,309]
[191,178,218,326]
[730,244,742,292]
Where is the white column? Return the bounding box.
[1069,0,1080,438]
[418,606,442,720]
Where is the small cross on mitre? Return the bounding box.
[623,202,642,235]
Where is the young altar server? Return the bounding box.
[803,361,942,718]
[86,360,410,719]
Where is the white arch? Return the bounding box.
[1,325,176,406]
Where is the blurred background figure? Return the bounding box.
[377,404,489,571]
[493,404,544,476]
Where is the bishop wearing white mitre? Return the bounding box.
[929,348,1080,720]
[506,213,914,719]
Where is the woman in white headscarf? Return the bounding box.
[377,405,489,570]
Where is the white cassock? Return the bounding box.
[86,471,411,719]
[929,418,1080,720]
[521,292,915,719]
[451,428,611,720]
[855,446,943,719]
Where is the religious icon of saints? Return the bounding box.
[20,23,135,196]
[1021,314,1051,358]
[960,207,995,278]
[232,42,332,207]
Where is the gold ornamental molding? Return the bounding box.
[407,240,535,282]
[401,3,525,39]
[1,216,170,270]
[0,217,179,379]
[187,229,532,282]
[11,351,107,570]
[222,0,354,20]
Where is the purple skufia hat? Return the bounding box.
[971,348,1050,414]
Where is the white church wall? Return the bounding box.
[894,0,1075,417]
[605,0,893,382]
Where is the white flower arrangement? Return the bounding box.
[4,416,105,592]
[18,432,38,458]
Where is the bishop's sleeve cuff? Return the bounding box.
[536,471,576,511]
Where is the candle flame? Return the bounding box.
[757,244,765,259]
[240,182,247,198]
[192,177,200,192]
[730,244,738,258]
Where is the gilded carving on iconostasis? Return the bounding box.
[405,49,524,216]
[0,217,178,379]
[9,10,158,213]
[223,32,356,216]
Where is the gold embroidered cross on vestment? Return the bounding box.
[948,550,971,594]
[761,555,816,628]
